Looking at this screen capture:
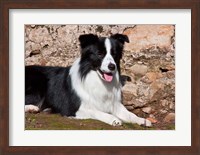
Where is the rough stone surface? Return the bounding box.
[131,64,148,76]
[25,24,175,129]
[144,72,163,83]
[142,107,152,114]
[163,113,175,123]
[25,25,130,66]
[123,25,174,52]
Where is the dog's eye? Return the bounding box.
[98,52,104,57]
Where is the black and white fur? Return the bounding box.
[25,33,151,127]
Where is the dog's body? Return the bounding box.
[25,33,151,127]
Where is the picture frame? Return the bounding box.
[0,0,199,155]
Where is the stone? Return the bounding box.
[40,59,47,66]
[149,114,156,119]
[169,102,175,110]
[166,71,175,79]
[125,105,134,111]
[123,25,174,52]
[137,84,149,96]
[160,109,168,114]
[132,108,141,115]
[28,27,52,44]
[30,50,41,56]
[131,64,148,76]
[160,99,169,107]
[31,43,41,51]
[142,107,152,114]
[148,81,165,101]
[147,117,158,123]
[145,72,163,83]
[122,82,138,97]
[163,113,175,123]
[166,64,175,71]
[132,99,146,108]
[122,94,133,103]
[122,82,139,107]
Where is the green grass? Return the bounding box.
[25,113,153,130]
[25,113,174,130]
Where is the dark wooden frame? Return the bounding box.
[0,0,199,155]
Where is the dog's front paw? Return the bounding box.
[111,119,122,126]
[142,119,152,127]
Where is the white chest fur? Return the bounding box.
[70,59,122,113]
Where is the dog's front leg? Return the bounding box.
[75,107,122,126]
[113,103,152,127]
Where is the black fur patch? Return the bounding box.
[25,66,81,116]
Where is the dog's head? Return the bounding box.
[78,33,129,82]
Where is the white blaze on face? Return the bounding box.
[98,38,116,82]
[100,38,116,73]
[105,38,111,54]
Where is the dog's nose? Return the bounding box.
[108,63,116,71]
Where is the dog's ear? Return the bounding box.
[79,34,99,48]
[110,34,129,44]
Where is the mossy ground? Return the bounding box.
[25,112,175,130]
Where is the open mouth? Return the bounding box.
[97,69,113,82]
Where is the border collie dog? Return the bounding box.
[25,33,151,127]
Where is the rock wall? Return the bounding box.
[25,25,129,66]
[25,25,175,127]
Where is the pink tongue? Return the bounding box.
[103,73,113,82]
